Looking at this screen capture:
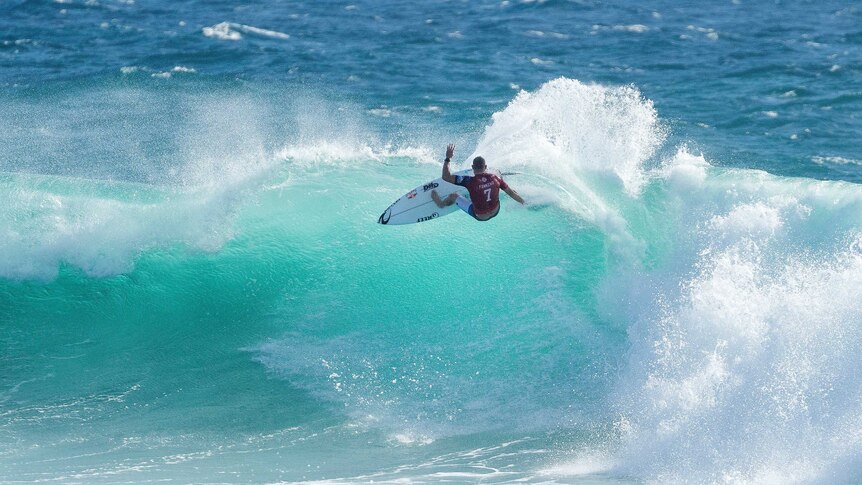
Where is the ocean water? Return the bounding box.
[2,1,862,483]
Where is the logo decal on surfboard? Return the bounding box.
[378,205,393,224]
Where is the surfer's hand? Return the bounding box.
[445,144,455,160]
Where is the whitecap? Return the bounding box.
[235,23,290,40]
[202,22,290,41]
[368,108,392,117]
[593,24,650,34]
[616,24,649,33]
[202,22,242,41]
[812,156,862,166]
[526,30,568,39]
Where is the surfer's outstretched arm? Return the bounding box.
[441,143,456,183]
[503,186,525,205]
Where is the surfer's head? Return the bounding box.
[472,156,486,171]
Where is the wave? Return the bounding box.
[251,80,862,483]
[3,78,862,483]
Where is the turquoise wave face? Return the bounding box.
[0,156,623,482]
[4,78,862,482]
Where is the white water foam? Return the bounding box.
[580,151,862,484]
[202,22,242,41]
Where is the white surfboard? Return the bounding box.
[377,169,473,225]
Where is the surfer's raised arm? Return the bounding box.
[441,143,456,183]
[427,143,524,222]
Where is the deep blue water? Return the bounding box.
[3,0,861,180]
[2,1,862,483]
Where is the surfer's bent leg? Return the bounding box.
[431,190,459,208]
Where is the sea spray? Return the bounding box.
[473,78,665,196]
[472,78,666,260]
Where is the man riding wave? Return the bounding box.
[431,144,525,221]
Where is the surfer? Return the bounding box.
[431,144,524,221]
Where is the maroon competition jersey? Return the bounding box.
[454,172,509,215]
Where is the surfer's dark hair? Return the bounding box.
[472,156,486,169]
